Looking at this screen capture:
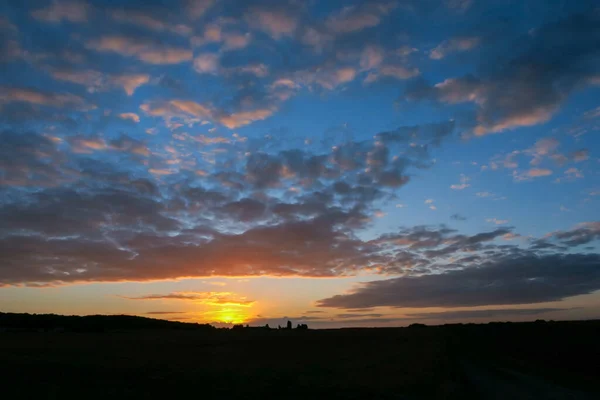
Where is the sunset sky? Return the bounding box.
[1,0,599,328]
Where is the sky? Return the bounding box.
[0,0,599,329]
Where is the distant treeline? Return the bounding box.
[0,312,215,333]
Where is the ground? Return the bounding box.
[1,321,598,399]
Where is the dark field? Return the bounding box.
[1,320,599,399]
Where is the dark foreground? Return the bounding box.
[1,320,598,399]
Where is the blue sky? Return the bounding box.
[0,0,599,328]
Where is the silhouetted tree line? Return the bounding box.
[0,312,215,333]
[231,320,309,331]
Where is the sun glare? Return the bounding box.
[217,308,249,324]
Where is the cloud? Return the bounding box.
[222,32,252,51]
[406,308,567,320]
[360,46,384,70]
[0,130,70,187]
[584,106,600,119]
[486,218,509,225]
[317,253,600,309]
[0,86,94,110]
[311,67,358,89]
[218,108,276,129]
[68,135,108,153]
[551,222,600,246]
[571,150,589,162]
[376,121,455,147]
[514,168,553,181]
[404,10,600,135]
[31,0,89,23]
[186,0,215,19]
[245,8,298,39]
[87,35,192,64]
[451,214,467,221]
[230,63,269,78]
[140,98,276,129]
[124,291,255,307]
[445,0,473,12]
[47,69,150,96]
[450,174,470,190]
[430,36,481,60]
[145,311,187,315]
[565,167,584,179]
[193,53,220,74]
[325,2,396,34]
[110,74,151,95]
[527,168,552,177]
[336,313,384,319]
[364,65,420,83]
[140,99,212,123]
[110,9,191,36]
[0,121,466,285]
[0,16,22,62]
[109,135,150,156]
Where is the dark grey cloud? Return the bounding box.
[376,121,455,147]
[336,313,384,319]
[551,222,600,247]
[405,307,570,320]
[403,9,600,135]
[317,253,600,309]
[450,213,467,221]
[0,130,69,186]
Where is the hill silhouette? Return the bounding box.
[0,312,214,332]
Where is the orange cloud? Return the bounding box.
[118,113,140,123]
[110,73,150,95]
[0,86,94,110]
[218,108,276,129]
[475,107,556,136]
[124,291,255,307]
[69,137,108,153]
[141,99,276,129]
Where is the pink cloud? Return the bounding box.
[87,35,192,65]
[31,0,89,23]
[430,36,481,60]
[246,9,298,39]
[527,168,553,177]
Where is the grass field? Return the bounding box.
[1,321,598,399]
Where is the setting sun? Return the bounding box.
[215,309,250,325]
